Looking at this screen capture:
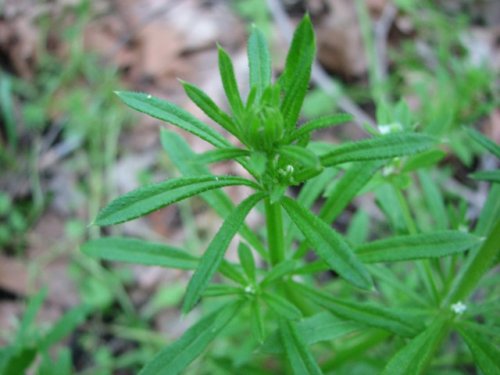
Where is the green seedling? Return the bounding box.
[83,16,500,374]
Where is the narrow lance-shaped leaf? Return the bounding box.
[321,133,436,167]
[82,237,198,270]
[469,170,500,183]
[382,318,449,375]
[238,242,256,282]
[115,91,230,148]
[140,300,244,375]
[279,319,323,375]
[218,45,244,118]
[182,192,265,313]
[418,170,448,230]
[321,161,383,222]
[295,282,422,337]
[95,176,259,226]
[263,292,302,321]
[248,24,271,97]
[196,148,250,165]
[181,80,238,135]
[262,312,361,354]
[455,323,500,375]
[160,130,267,259]
[279,145,320,168]
[286,113,354,142]
[445,218,500,305]
[282,197,372,290]
[464,127,500,159]
[357,231,481,263]
[279,15,316,130]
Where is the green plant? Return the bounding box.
[83,16,500,374]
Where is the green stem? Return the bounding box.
[265,198,285,267]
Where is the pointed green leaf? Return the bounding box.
[248,25,272,97]
[418,170,448,230]
[279,145,320,168]
[282,197,372,290]
[296,282,422,337]
[263,292,302,320]
[464,127,500,159]
[16,287,47,345]
[203,285,242,297]
[456,323,500,375]
[160,130,268,259]
[197,148,250,165]
[279,319,323,375]
[357,231,481,263]
[183,193,264,313]
[321,161,383,222]
[321,133,435,167]
[95,176,259,226]
[260,260,298,288]
[115,91,229,148]
[445,218,500,305]
[218,46,244,118]
[287,113,354,142]
[181,80,237,135]
[402,149,446,172]
[251,298,265,344]
[262,312,361,354]
[238,242,256,283]
[279,15,316,130]
[82,237,198,270]
[469,170,500,183]
[139,300,244,375]
[382,318,448,375]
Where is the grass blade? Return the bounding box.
[95,176,259,226]
[321,133,435,167]
[357,231,481,263]
[82,237,198,270]
[248,25,272,97]
[140,300,244,375]
[282,197,372,290]
[182,193,265,313]
[115,91,229,148]
[279,319,323,375]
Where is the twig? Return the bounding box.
[265,0,376,128]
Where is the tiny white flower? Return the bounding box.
[244,285,255,294]
[147,94,152,99]
[451,301,467,315]
[285,165,294,174]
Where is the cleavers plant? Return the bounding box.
[82,16,500,374]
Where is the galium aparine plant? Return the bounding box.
[83,15,500,374]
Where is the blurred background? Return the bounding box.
[0,0,499,373]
